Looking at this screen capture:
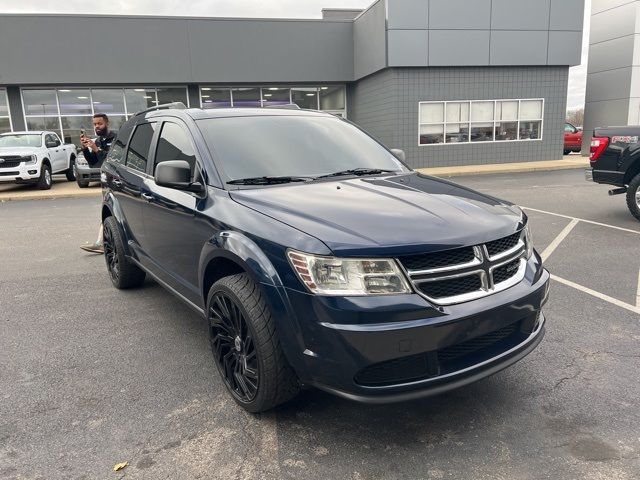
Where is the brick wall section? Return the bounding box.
[349,66,569,168]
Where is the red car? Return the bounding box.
[564,122,583,154]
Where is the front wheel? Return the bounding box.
[207,274,299,412]
[77,178,90,188]
[102,216,146,289]
[65,157,76,181]
[626,174,640,221]
[36,164,52,190]
[563,149,571,155]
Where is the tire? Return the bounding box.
[563,149,571,155]
[65,156,76,182]
[102,216,146,289]
[207,273,299,412]
[36,163,52,190]
[626,173,640,222]
[77,179,90,188]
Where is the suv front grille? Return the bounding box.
[399,247,475,271]
[399,229,527,305]
[417,274,483,300]
[485,231,521,257]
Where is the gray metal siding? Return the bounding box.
[491,0,551,30]
[547,31,584,65]
[6,87,25,131]
[550,0,586,31]
[490,31,550,65]
[0,15,354,85]
[429,31,491,66]
[428,0,491,30]
[353,1,387,80]
[388,30,429,66]
[350,67,568,168]
[387,0,429,29]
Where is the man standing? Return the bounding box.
[79,113,116,254]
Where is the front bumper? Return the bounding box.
[75,164,101,182]
[275,254,550,403]
[0,163,41,182]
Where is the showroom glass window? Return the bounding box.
[22,87,188,147]
[0,89,11,133]
[419,99,544,145]
[199,85,346,117]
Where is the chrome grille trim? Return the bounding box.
[401,230,528,306]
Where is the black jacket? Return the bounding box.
[83,130,117,168]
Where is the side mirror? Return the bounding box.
[155,160,204,193]
[390,148,406,162]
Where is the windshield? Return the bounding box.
[0,134,42,148]
[197,115,408,183]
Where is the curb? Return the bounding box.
[0,188,101,202]
[417,159,589,178]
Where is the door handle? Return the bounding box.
[112,179,123,188]
[141,193,154,202]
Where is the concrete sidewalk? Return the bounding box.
[0,176,101,202]
[0,156,589,202]
[416,155,589,178]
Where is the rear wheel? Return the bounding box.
[36,164,52,190]
[65,157,76,181]
[102,216,146,289]
[207,273,299,412]
[626,173,640,221]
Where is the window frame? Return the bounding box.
[124,121,158,175]
[20,86,190,145]
[418,98,544,147]
[198,85,347,117]
[0,88,13,133]
[152,119,205,185]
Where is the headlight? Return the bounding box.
[76,156,88,166]
[524,224,533,259]
[287,250,412,296]
[24,155,37,165]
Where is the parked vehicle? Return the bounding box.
[586,126,640,221]
[564,122,582,155]
[101,104,550,412]
[74,151,101,188]
[0,131,76,189]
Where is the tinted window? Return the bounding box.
[108,121,135,165]
[45,134,58,146]
[198,116,406,182]
[126,122,156,173]
[154,122,197,176]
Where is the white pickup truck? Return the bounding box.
[0,131,77,190]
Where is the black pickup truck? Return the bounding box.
[587,126,640,221]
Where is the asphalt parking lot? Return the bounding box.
[1,168,639,480]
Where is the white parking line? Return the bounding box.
[541,218,579,262]
[522,207,640,235]
[637,269,640,308]
[551,274,640,315]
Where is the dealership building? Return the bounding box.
[0,0,583,168]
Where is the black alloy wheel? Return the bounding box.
[103,221,120,284]
[209,292,259,403]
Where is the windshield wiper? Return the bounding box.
[227,176,312,185]
[314,168,397,180]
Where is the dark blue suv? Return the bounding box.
[100,104,549,412]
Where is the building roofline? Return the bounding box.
[0,12,356,23]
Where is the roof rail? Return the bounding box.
[134,102,187,117]
[263,104,301,110]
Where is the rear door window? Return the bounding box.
[125,122,156,173]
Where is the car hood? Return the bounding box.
[230,173,525,256]
[0,147,39,155]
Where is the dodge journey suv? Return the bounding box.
[101,104,550,412]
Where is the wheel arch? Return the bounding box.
[624,160,640,185]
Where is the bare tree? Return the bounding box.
[566,108,584,128]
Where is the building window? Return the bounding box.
[199,85,346,117]
[22,87,188,147]
[0,89,12,133]
[419,99,544,145]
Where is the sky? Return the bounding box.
[0,0,590,110]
